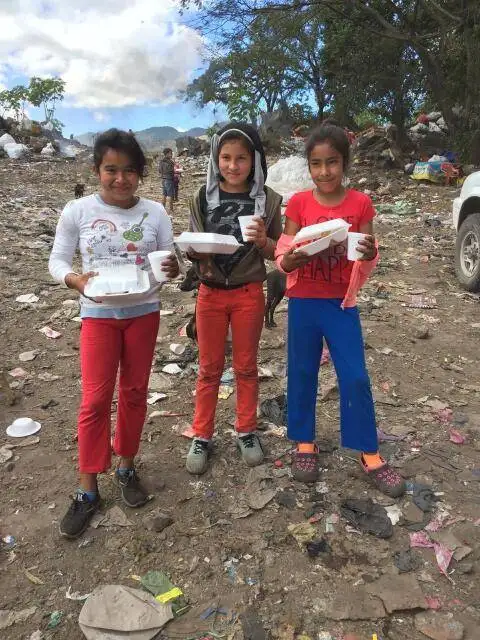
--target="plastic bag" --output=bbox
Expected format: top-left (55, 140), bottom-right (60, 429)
top-left (4, 143), bottom-right (28, 159)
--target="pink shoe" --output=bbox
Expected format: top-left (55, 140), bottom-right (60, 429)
top-left (360, 456), bottom-right (405, 498)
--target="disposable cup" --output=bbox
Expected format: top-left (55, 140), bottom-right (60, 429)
top-left (148, 250), bottom-right (173, 282)
top-left (238, 215), bottom-right (256, 243)
top-left (347, 232), bottom-right (367, 261)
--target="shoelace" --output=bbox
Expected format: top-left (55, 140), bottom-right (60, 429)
top-left (240, 434), bottom-right (256, 448)
top-left (193, 439), bottom-right (208, 454)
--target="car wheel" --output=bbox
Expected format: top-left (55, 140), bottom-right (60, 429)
top-left (455, 212), bottom-right (480, 291)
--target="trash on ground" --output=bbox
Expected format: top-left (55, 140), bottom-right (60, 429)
top-left (409, 531), bottom-right (454, 575)
top-left (218, 384), bottom-right (234, 399)
top-left (275, 489), bottom-right (297, 509)
top-left (47, 610), bottom-right (63, 629)
top-left (245, 465), bottom-right (277, 510)
top-left (170, 343), bottom-right (186, 356)
top-left (413, 484), bottom-right (438, 512)
top-left (393, 549), bottom-right (423, 573)
top-left (140, 571), bottom-right (187, 615)
top-left (288, 522), bottom-right (316, 546)
top-left (340, 498), bottom-right (393, 538)
top-left (66, 586), bottom-right (91, 601)
top-left (39, 326), bottom-right (62, 339)
top-left (305, 538), bottom-right (330, 558)
top-left (24, 568), bottom-right (44, 584)
top-left (449, 429), bottom-right (466, 444)
top-left (162, 363), bottom-right (183, 375)
top-left (259, 394), bottom-right (287, 426)
top-left (181, 425), bottom-right (196, 439)
top-left (0, 606), bottom-right (36, 630)
top-left (147, 392), bottom-right (167, 405)
top-left (16, 293), bottom-right (39, 303)
top-left (19, 350), bottom-right (40, 362)
top-left (221, 368), bottom-right (235, 384)
top-left (90, 506), bottom-right (133, 528)
top-left (79, 584), bottom-right (173, 640)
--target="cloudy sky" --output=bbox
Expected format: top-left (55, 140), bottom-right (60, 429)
top-left (0, 0), bottom-right (221, 136)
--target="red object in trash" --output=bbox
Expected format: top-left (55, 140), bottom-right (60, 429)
top-left (417, 113), bottom-right (429, 125)
top-left (274, 459), bottom-right (283, 468)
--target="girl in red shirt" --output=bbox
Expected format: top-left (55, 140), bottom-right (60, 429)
top-left (276, 125), bottom-right (405, 497)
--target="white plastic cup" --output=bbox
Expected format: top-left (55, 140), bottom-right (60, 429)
top-left (238, 215), bottom-right (256, 242)
top-left (148, 250), bottom-right (173, 282)
top-left (347, 232), bottom-right (367, 261)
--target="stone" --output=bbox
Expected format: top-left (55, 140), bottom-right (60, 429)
top-left (414, 612), bottom-right (464, 640)
top-left (144, 512), bottom-right (173, 533)
top-left (366, 574), bottom-right (427, 613)
top-left (312, 585), bottom-right (386, 620)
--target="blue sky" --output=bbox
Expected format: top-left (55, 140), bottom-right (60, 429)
top-left (0, 0), bottom-right (224, 137)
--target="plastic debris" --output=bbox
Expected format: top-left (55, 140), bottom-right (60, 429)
top-left (393, 549), bottom-right (422, 573)
top-left (340, 498), bottom-right (393, 539)
top-left (413, 484), bottom-right (438, 512)
top-left (449, 429), bottom-right (465, 444)
top-left (306, 538), bottom-right (330, 558)
top-left (90, 506), bottom-right (134, 528)
top-left (24, 569), bottom-right (44, 585)
top-left (47, 611), bottom-right (63, 629)
top-left (66, 586), bottom-right (91, 601)
top-left (245, 465), bottom-right (277, 510)
top-left (288, 522), bottom-right (316, 546)
top-left (170, 343), bottom-right (186, 356)
top-left (259, 394), bottom-right (287, 426)
top-left (147, 392), bottom-right (167, 405)
top-left (2, 535), bottom-right (15, 548)
top-left (218, 384), bottom-right (234, 399)
top-left (79, 585), bottom-right (173, 639)
top-left (162, 363), bottom-right (183, 375)
top-left (39, 326), bottom-right (62, 339)
top-left (409, 531), bottom-right (454, 575)
top-left (140, 571), bottom-right (187, 615)
top-left (385, 504), bottom-right (403, 525)
top-left (15, 293), bottom-right (39, 303)
top-left (221, 368), bottom-right (235, 384)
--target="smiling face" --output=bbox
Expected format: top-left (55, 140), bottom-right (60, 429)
top-left (308, 142), bottom-right (344, 196)
top-left (218, 138), bottom-right (253, 192)
top-left (97, 148), bottom-right (140, 208)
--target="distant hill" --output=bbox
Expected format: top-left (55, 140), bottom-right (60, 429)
top-left (74, 126), bottom-right (207, 151)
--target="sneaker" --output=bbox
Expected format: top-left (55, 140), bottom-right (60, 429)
top-left (59, 491), bottom-right (100, 539)
top-left (360, 456), bottom-right (406, 498)
top-left (291, 447), bottom-right (319, 483)
top-left (186, 438), bottom-right (210, 475)
top-left (115, 469), bottom-right (149, 508)
top-left (237, 433), bottom-right (264, 467)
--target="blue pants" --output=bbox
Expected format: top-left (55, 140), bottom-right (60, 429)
top-left (287, 298), bottom-right (378, 453)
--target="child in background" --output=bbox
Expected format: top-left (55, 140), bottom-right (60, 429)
top-left (160, 147), bottom-right (175, 214)
top-left (185, 122), bottom-right (282, 475)
top-left (49, 129), bottom-right (179, 538)
top-left (173, 158), bottom-right (183, 202)
top-left (275, 124), bottom-right (405, 497)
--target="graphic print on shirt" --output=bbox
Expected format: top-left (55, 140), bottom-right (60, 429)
top-left (123, 212), bottom-right (148, 242)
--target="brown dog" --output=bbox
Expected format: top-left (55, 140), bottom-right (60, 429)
top-left (74, 183), bottom-right (85, 198)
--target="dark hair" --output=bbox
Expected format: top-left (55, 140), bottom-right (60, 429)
top-left (163, 147), bottom-right (173, 155)
top-left (305, 125), bottom-right (350, 169)
top-left (93, 128), bottom-right (146, 177)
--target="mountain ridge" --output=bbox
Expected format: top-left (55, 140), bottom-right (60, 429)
top-left (74, 125), bottom-right (207, 150)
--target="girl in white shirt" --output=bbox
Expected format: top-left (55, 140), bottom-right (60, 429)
top-left (49, 128), bottom-right (179, 539)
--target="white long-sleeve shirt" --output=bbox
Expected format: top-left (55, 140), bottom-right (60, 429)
top-left (49, 194), bottom-right (173, 318)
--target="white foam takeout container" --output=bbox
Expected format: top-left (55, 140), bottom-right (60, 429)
top-left (293, 219), bottom-right (350, 256)
top-left (175, 232), bottom-right (241, 255)
top-left (84, 264), bottom-right (150, 302)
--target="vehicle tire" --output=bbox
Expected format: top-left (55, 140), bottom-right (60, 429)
top-left (455, 212), bottom-right (480, 291)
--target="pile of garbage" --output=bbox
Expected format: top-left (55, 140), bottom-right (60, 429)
top-left (410, 111), bottom-right (449, 139)
top-left (0, 116), bottom-right (85, 160)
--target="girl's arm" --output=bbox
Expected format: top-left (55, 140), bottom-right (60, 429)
top-left (277, 217), bottom-right (313, 273)
top-left (156, 210), bottom-right (179, 279)
top-left (48, 203), bottom-right (80, 284)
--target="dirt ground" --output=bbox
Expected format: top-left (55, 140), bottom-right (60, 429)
top-left (1, 153), bottom-right (480, 640)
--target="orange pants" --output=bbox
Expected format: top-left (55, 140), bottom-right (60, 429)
top-left (192, 282), bottom-right (265, 439)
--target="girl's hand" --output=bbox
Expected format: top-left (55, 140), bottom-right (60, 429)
top-left (357, 234), bottom-right (377, 261)
top-left (280, 247), bottom-right (313, 273)
top-left (187, 247), bottom-right (210, 261)
top-left (244, 216), bottom-right (267, 249)
top-left (161, 254), bottom-right (179, 279)
top-left (65, 271), bottom-right (97, 295)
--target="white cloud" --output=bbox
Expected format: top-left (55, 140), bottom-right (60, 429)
top-left (0, 0), bottom-right (204, 109)
top-left (93, 111), bottom-right (110, 123)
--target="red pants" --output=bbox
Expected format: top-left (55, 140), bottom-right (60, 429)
top-left (78, 312), bottom-right (159, 473)
top-left (192, 283), bottom-right (265, 439)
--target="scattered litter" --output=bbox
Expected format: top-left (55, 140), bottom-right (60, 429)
top-left (409, 531), bottom-right (454, 575)
top-left (90, 506), bottom-right (134, 528)
top-left (140, 571), bottom-right (187, 615)
top-left (2, 535), bottom-right (15, 548)
top-left (24, 569), bottom-right (44, 585)
top-left (406, 295), bottom-right (437, 309)
top-left (38, 372), bottom-right (60, 382)
top-left (376, 201), bottom-right (416, 216)
top-left (8, 367), bottom-right (28, 378)
top-left (385, 504), bottom-right (403, 525)
top-left (0, 606), bottom-right (36, 630)
top-left (218, 384), bottom-right (234, 399)
top-left (47, 611), bottom-right (63, 629)
top-left (245, 464), bottom-right (277, 510)
top-left (259, 394), bottom-right (287, 426)
top-left (79, 584), bottom-right (173, 639)
top-left (16, 293), bottom-right (39, 303)
top-left (340, 498), bottom-right (393, 539)
top-left (6, 417), bottom-right (41, 438)
top-left (160, 310), bottom-right (175, 316)
top-left (258, 367), bottom-right (274, 379)
top-left (413, 484), bottom-right (438, 512)
top-left (147, 392), bottom-right (167, 405)
top-left (393, 549), bottom-right (423, 573)
top-left (162, 363), bottom-right (183, 375)
top-left (305, 538), bottom-right (330, 558)
top-left (449, 429), bottom-right (465, 444)
top-left (325, 513), bottom-right (339, 533)
top-left (221, 368), bottom-right (235, 384)
top-left (288, 522), bottom-right (316, 546)
top-left (276, 489), bottom-right (297, 509)
top-left (66, 586), bottom-right (91, 601)
top-left (19, 350), bottom-right (39, 362)
top-left (39, 326), bottom-right (62, 339)
top-left (169, 343), bottom-right (186, 356)
top-left (181, 425), bottom-right (196, 439)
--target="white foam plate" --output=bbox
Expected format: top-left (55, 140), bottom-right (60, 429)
top-left (175, 232), bottom-right (240, 255)
top-left (293, 220), bottom-right (350, 256)
top-left (84, 268), bottom-right (150, 303)
top-left (7, 418), bottom-right (41, 438)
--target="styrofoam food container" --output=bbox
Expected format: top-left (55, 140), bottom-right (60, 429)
top-left (84, 265), bottom-right (150, 301)
top-left (175, 232), bottom-right (240, 255)
top-left (293, 219), bottom-right (350, 256)
top-left (148, 250), bottom-right (172, 283)
top-left (347, 232), bottom-right (367, 261)
top-left (7, 417), bottom-right (41, 437)
top-left (238, 215), bottom-right (255, 242)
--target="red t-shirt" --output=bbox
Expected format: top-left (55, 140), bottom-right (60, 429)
top-left (285, 189), bottom-right (375, 299)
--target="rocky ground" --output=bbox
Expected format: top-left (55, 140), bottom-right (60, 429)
top-left (1, 152), bottom-right (479, 640)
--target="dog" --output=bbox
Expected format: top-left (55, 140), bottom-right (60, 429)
top-left (265, 270), bottom-right (286, 328)
top-left (74, 183), bottom-right (85, 198)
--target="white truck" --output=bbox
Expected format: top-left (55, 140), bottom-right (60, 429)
top-left (453, 171), bottom-right (480, 291)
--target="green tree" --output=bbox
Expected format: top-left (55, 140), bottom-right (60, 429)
top-left (0, 85), bottom-right (30, 120)
top-left (28, 77), bottom-right (65, 123)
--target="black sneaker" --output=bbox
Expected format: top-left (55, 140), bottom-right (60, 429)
top-left (59, 491), bottom-right (100, 539)
top-left (115, 469), bottom-right (149, 508)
